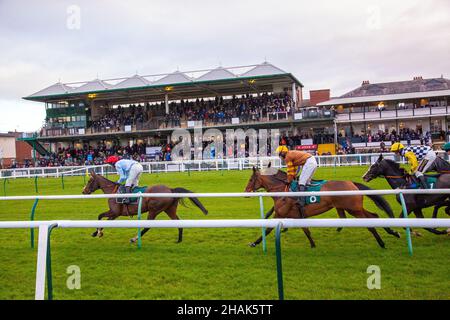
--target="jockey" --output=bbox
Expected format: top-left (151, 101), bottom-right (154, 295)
top-left (390, 142), bottom-right (437, 189)
top-left (105, 156), bottom-right (144, 204)
top-left (276, 145), bottom-right (318, 215)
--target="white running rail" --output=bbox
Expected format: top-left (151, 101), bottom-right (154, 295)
top-left (1, 218), bottom-right (449, 300)
top-left (0, 188), bottom-right (450, 300)
top-left (4, 152), bottom-right (448, 179)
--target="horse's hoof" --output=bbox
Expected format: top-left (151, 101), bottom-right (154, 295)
top-left (130, 238), bottom-right (137, 244)
top-left (98, 232), bottom-right (104, 238)
top-left (412, 231), bottom-right (422, 237)
top-left (282, 228), bottom-right (288, 233)
top-left (91, 232), bottom-right (97, 237)
top-left (248, 242), bottom-right (257, 247)
top-left (394, 232), bottom-right (401, 239)
top-left (310, 244), bottom-right (316, 249)
top-left (447, 228), bottom-right (450, 235)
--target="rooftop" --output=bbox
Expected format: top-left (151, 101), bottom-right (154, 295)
top-left (318, 76), bottom-right (450, 106)
top-left (24, 62), bottom-right (302, 103)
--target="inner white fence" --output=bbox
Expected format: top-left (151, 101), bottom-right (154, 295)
top-left (4, 152), bottom-right (448, 179)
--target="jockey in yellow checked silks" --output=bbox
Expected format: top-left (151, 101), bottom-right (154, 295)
top-left (276, 145), bottom-right (318, 217)
top-left (390, 142), bottom-right (437, 189)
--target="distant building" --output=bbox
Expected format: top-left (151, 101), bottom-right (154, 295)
top-left (0, 132), bottom-right (34, 168)
top-left (318, 76), bottom-right (450, 151)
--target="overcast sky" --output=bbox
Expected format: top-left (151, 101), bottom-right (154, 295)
top-left (0, 0), bottom-right (449, 132)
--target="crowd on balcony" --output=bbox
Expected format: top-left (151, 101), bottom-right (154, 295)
top-left (88, 92), bottom-right (294, 133)
top-left (161, 92), bottom-right (294, 127)
top-left (91, 104), bottom-right (148, 133)
top-left (337, 127), bottom-right (442, 154)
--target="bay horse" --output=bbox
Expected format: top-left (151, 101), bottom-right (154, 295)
top-left (362, 154), bottom-right (450, 235)
top-left (82, 172), bottom-right (208, 243)
top-left (245, 166), bottom-right (400, 249)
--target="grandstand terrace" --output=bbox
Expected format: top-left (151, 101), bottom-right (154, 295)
top-left (22, 62), bottom-right (337, 157)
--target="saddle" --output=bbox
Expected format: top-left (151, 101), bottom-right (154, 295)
top-left (116, 185), bottom-right (148, 204)
top-left (405, 175), bottom-right (437, 189)
top-left (289, 180), bottom-right (327, 205)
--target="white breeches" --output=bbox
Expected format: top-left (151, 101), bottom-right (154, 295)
top-left (415, 150), bottom-right (437, 177)
top-left (125, 163), bottom-right (144, 187)
top-left (297, 157), bottom-right (318, 186)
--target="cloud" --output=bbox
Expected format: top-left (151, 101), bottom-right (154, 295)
top-left (0, 0), bottom-right (449, 131)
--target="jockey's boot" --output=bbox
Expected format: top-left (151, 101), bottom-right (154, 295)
top-left (417, 175), bottom-right (428, 189)
top-left (297, 184), bottom-right (306, 218)
top-left (123, 186), bottom-right (132, 204)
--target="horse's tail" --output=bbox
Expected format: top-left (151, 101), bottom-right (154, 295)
top-left (171, 187), bottom-right (208, 215)
top-left (353, 182), bottom-right (395, 218)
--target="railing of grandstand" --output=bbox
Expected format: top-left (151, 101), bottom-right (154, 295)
top-left (38, 109), bottom-right (335, 138)
top-left (1, 152), bottom-right (448, 179)
top-left (336, 105), bottom-right (449, 121)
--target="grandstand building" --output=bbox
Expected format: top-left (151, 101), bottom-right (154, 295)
top-left (318, 76), bottom-right (450, 152)
top-left (20, 63), bottom-right (450, 165)
top-left (22, 62), bottom-right (336, 159)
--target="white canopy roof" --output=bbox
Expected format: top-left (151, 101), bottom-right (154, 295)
top-left (196, 67), bottom-right (237, 82)
top-left (113, 75), bottom-right (150, 90)
top-left (25, 62), bottom-right (300, 100)
top-left (240, 62), bottom-right (286, 77)
top-left (28, 82), bottom-right (73, 98)
top-left (152, 71), bottom-right (192, 86)
top-left (71, 79), bottom-right (112, 94)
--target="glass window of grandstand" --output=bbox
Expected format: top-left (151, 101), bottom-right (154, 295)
top-left (46, 101), bottom-right (68, 109)
top-left (430, 119), bottom-right (443, 133)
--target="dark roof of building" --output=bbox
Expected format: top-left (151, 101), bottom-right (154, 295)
top-left (340, 77), bottom-right (450, 98)
top-left (0, 132), bottom-right (18, 138)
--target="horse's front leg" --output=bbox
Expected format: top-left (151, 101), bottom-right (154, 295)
top-left (97, 214), bottom-right (120, 238)
top-left (249, 227), bottom-right (274, 247)
top-left (130, 210), bottom-right (159, 244)
top-left (92, 211), bottom-right (110, 237)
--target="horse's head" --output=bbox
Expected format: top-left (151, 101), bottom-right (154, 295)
top-left (362, 154), bottom-right (384, 182)
top-left (82, 172), bottom-right (101, 194)
top-left (244, 167), bottom-right (264, 193)
top-left (363, 154), bottom-right (404, 182)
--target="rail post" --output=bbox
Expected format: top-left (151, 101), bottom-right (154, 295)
top-left (30, 198), bottom-right (39, 248)
top-left (46, 224), bottom-right (58, 300)
top-left (258, 196), bottom-right (267, 254)
top-left (137, 192), bottom-right (143, 249)
top-left (61, 174), bottom-right (65, 190)
top-left (3, 178), bottom-right (7, 196)
top-left (34, 175), bottom-right (38, 193)
top-left (275, 223), bottom-right (284, 300)
top-left (398, 192), bottom-right (413, 256)
top-left (35, 223), bottom-right (57, 300)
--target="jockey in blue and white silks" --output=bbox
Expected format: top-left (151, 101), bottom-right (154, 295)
top-left (105, 156), bottom-right (144, 203)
